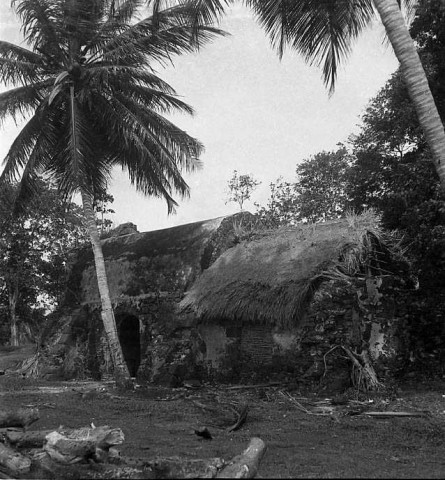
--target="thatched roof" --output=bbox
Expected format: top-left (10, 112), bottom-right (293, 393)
top-left (64, 214), bottom-right (248, 306)
top-left (181, 212), bottom-right (406, 328)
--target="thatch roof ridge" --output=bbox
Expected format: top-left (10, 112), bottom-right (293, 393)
top-left (181, 212), bottom-right (404, 328)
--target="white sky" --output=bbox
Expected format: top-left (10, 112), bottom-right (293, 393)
top-left (0, 4), bottom-right (399, 232)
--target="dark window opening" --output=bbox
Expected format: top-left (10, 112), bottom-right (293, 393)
top-left (117, 314), bottom-right (141, 377)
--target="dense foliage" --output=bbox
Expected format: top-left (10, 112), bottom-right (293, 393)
top-left (252, 0), bottom-right (445, 377)
top-left (0, 180), bottom-right (87, 345)
top-left (256, 0), bottom-right (445, 291)
top-left (256, 146), bottom-right (352, 226)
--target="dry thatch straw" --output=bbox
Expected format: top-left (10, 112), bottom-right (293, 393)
top-left (181, 210), bottom-right (405, 329)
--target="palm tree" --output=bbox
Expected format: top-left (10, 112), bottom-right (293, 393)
top-left (0, 0), bottom-right (223, 386)
top-left (182, 0), bottom-right (445, 190)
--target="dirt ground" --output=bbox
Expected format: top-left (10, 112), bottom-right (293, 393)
top-left (1, 372), bottom-right (445, 479)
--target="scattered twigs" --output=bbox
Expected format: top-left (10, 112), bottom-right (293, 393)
top-left (221, 382), bottom-right (289, 391)
top-left (279, 392), bottom-right (333, 416)
top-left (192, 400), bottom-right (219, 413)
top-left (363, 411), bottom-right (429, 418)
top-left (192, 401), bottom-right (249, 433)
top-left (227, 405), bottom-right (249, 432)
top-left (12, 354), bottom-right (40, 377)
top-left (323, 345), bottom-right (383, 392)
top-left (322, 345), bottom-right (343, 379)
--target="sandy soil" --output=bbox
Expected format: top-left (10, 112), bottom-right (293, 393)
top-left (1, 374), bottom-right (445, 478)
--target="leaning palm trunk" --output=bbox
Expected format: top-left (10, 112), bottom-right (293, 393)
top-left (373, 0), bottom-right (445, 190)
top-left (8, 286), bottom-right (19, 347)
top-left (81, 190), bottom-right (131, 387)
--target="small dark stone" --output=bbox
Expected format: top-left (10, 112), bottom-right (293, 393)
top-left (194, 427), bottom-right (212, 440)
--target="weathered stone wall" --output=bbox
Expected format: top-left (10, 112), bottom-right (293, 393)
top-left (48, 214), bottom-right (254, 383)
top-left (45, 213), bottom-right (432, 388)
top-left (189, 275), bottom-right (416, 389)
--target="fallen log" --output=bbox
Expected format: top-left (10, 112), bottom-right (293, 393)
top-left (1, 424), bottom-right (266, 479)
top-left (0, 443), bottom-right (31, 476)
top-left (150, 456), bottom-right (224, 478)
top-left (6, 429), bottom-right (53, 448)
top-left (28, 450), bottom-right (156, 479)
top-left (0, 409), bottom-right (39, 428)
top-left (216, 437), bottom-right (266, 479)
top-left (44, 425), bottom-right (125, 464)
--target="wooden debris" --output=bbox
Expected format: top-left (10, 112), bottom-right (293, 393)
top-left (227, 405), bottom-right (249, 432)
top-left (216, 437), bottom-right (266, 479)
top-left (363, 411), bottom-right (429, 418)
top-left (183, 379), bottom-right (202, 390)
top-left (0, 415), bottom-right (266, 479)
top-left (0, 409), bottom-right (39, 428)
top-left (192, 400), bottom-right (219, 413)
top-left (0, 443), bottom-right (31, 475)
top-left (44, 425), bottom-right (125, 464)
top-left (279, 391), bottom-right (331, 416)
top-left (150, 455), bottom-right (223, 478)
top-left (222, 382), bottom-right (288, 391)
top-left (6, 429), bottom-right (53, 448)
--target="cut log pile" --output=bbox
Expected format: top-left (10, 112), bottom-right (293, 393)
top-left (0, 408), bottom-right (266, 479)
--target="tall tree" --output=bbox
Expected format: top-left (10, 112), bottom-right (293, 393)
top-left (0, 0), bottom-right (222, 385)
top-left (0, 180), bottom-right (87, 346)
top-left (256, 146), bottom-right (351, 225)
top-left (295, 147), bottom-right (351, 222)
top-left (181, 0), bottom-right (445, 189)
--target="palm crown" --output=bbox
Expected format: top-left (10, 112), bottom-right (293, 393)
top-left (0, 0), bottom-right (223, 211)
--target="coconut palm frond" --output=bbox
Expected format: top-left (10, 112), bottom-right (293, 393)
top-left (112, 80), bottom-right (195, 115)
top-left (0, 41), bottom-right (46, 68)
top-left (121, 154), bottom-right (181, 213)
top-left (12, 0), bottom-right (67, 64)
top-left (82, 92), bottom-right (193, 208)
top-left (0, 56), bottom-right (46, 86)
top-left (94, 92), bottom-right (199, 198)
top-left (4, 0), bottom-right (211, 211)
top-left (100, 5), bottom-right (225, 65)
top-left (127, 104), bottom-right (203, 172)
top-left (0, 111), bottom-right (46, 184)
top-left (82, 0), bottom-right (143, 56)
top-left (0, 81), bottom-right (53, 125)
top-left (173, 0), bottom-right (232, 45)
top-left (1, 107), bottom-right (60, 210)
top-left (247, 0), bottom-right (374, 93)
top-left (245, 0), bottom-right (292, 59)
top-left (83, 67), bottom-right (171, 92)
top-left (53, 95), bottom-right (109, 198)
top-left (93, 89), bottom-right (202, 171)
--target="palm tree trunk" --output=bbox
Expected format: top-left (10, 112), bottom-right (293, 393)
top-left (373, 0), bottom-right (445, 190)
top-left (8, 284), bottom-right (19, 347)
top-left (80, 190), bottom-right (132, 387)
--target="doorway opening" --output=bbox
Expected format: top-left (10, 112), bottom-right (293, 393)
top-left (117, 314), bottom-right (141, 377)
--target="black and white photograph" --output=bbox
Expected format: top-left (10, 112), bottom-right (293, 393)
top-left (0, 0), bottom-right (444, 478)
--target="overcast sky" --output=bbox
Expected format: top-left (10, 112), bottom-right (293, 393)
top-left (0, 4), bottom-right (399, 232)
